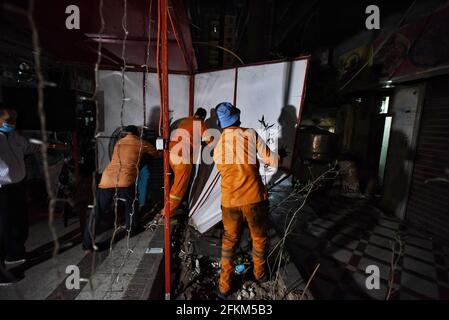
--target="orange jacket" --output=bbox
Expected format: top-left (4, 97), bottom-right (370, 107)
top-left (99, 134), bottom-right (160, 188)
top-left (169, 116), bottom-right (210, 164)
top-left (213, 126), bottom-right (279, 208)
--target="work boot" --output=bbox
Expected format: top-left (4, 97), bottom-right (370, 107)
top-left (4, 258), bottom-right (26, 267)
top-left (0, 275), bottom-right (13, 287)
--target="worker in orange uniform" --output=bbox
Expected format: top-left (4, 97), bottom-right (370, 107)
top-left (162, 108), bottom-right (210, 219)
top-left (213, 102), bottom-right (280, 298)
top-left (83, 125), bottom-right (161, 253)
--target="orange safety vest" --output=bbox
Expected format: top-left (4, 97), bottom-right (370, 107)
top-left (99, 134), bottom-right (160, 188)
top-left (213, 126), bottom-right (279, 208)
top-left (169, 116), bottom-right (209, 164)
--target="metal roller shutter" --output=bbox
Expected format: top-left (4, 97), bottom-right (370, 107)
top-left (406, 76), bottom-right (449, 242)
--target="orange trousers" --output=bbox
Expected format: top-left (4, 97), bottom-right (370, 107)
top-left (165, 162), bottom-right (193, 217)
top-left (219, 201), bottom-right (268, 295)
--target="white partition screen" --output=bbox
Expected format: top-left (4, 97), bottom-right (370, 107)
top-left (97, 59), bottom-right (309, 233)
top-left (97, 71), bottom-right (190, 171)
top-left (190, 58), bottom-right (309, 233)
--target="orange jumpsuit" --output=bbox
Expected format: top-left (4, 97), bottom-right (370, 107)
top-left (213, 126), bottom-right (279, 295)
top-left (99, 133), bottom-right (160, 188)
top-left (165, 116), bottom-right (209, 217)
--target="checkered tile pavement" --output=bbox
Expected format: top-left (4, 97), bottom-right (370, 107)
top-left (269, 187), bottom-right (449, 300)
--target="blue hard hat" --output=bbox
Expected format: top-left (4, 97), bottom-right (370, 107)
top-left (216, 102), bottom-right (240, 129)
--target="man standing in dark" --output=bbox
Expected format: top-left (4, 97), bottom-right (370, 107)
top-left (0, 105), bottom-right (65, 285)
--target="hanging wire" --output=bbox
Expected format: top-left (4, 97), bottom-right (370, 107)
top-left (27, 0), bottom-right (62, 281)
top-left (0, 0), bottom-right (75, 300)
top-left (108, 0), bottom-right (129, 286)
top-left (156, 0), bottom-right (163, 136)
top-left (113, 0), bottom-right (154, 283)
top-left (125, 0), bottom-right (154, 248)
top-left (86, 0), bottom-right (105, 294)
top-left (143, 0), bottom-right (153, 129)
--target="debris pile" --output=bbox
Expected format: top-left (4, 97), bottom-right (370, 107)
top-left (174, 239), bottom-right (309, 300)
top-left (172, 210), bottom-right (313, 300)
top-left (232, 278), bottom-right (311, 300)
top-left (175, 252), bottom-right (221, 300)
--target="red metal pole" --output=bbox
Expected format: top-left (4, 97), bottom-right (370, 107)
top-left (160, 0), bottom-right (171, 300)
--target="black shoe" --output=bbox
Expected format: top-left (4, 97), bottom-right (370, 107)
top-left (0, 266), bottom-right (18, 287)
top-left (4, 257), bottom-right (26, 267)
top-left (0, 274), bottom-right (15, 286)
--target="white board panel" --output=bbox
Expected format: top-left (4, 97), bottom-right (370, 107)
top-left (189, 59), bottom-right (309, 233)
top-left (194, 68), bottom-right (235, 123)
top-left (187, 69), bottom-right (236, 232)
top-left (236, 60), bottom-right (307, 171)
top-left (97, 70), bottom-right (189, 171)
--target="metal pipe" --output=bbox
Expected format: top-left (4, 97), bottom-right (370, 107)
top-left (160, 0), bottom-right (171, 301)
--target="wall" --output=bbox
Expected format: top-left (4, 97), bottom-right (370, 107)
top-left (406, 75), bottom-right (449, 242)
top-left (382, 85), bottom-right (425, 218)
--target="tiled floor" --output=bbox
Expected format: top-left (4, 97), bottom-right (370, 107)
top-left (3, 186), bottom-right (449, 300)
top-left (0, 217), bottom-right (159, 300)
top-left (269, 186), bottom-right (449, 300)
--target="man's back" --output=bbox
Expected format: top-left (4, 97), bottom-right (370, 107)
top-left (213, 126), bottom-right (278, 208)
top-left (99, 134), bottom-right (158, 188)
top-left (169, 116), bottom-right (208, 163)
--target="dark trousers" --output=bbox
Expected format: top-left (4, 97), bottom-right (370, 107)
top-left (82, 186), bottom-right (138, 250)
top-left (0, 181), bottom-right (29, 266)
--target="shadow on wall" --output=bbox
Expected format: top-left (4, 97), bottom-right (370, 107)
top-left (268, 105), bottom-right (297, 185)
top-left (148, 106), bottom-right (160, 131)
top-left (148, 105), bottom-right (175, 129)
top-left (205, 107), bottom-right (220, 131)
top-left (278, 104), bottom-right (297, 158)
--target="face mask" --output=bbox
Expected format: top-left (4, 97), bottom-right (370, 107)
top-left (0, 123), bottom-right (16, 133)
